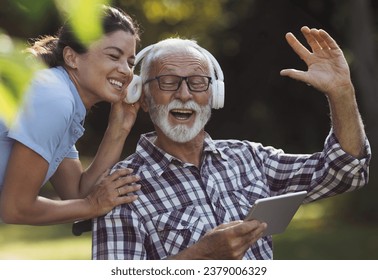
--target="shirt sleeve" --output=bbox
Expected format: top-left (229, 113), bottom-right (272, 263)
top-left (65, 145), bottom-right (79, 159)
top-left (7, 70), bottom-right (75, 163)
top-left (254, 130), bottom-right (371, 202)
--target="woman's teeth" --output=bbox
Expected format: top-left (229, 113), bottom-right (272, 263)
top-left (109, 79), bottom-right (123, 89)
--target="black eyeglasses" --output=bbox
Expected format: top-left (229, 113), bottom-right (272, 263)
top-left (144, 75), bottom-right (212, 92)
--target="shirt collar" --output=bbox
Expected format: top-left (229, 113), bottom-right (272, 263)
top-left (57, 66), bottom-right (86, 124)
top-left (136, 131), bottom-right (227, 176)
top-left (203, 133), bottom-right (229, 161)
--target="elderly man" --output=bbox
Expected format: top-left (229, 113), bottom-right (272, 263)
top-left (92, 26), bottom-right (371, 260)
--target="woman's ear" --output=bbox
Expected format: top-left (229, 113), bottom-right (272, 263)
top-left (63, 46), bottom-right (78, 69)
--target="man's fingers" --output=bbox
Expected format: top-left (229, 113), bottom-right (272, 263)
top-left (301, 27), bottom-right (323, 52)
top-left (216, 220), bottom-right (243, 230)
top-left (280, 69), bottom-right (311, 85)
top-left (240, 220), bottom-right (267, 234)
top-left (220, 220), bottom-right (265, 237)
top-left (285, 32), bottom-right (311, 61)
top-left (319, 29), bottom-right (340, 50)
top-left (310, 29), bottom-right (330, 50)
top-left (304, 27), bottom-right (340, 52)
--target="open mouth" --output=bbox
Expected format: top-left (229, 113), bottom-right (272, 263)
top-left (109, 78), bottom-right (124, 90)
top-left (170, 109), bottom-right (194, 120)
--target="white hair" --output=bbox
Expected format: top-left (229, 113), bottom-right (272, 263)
top-left (140, 38), bottom-right (215, 96)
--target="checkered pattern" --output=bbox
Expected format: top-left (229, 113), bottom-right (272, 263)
top-left (92, 131), bottom-right (370, 260)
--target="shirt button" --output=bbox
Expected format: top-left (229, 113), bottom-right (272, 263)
top-left (181, 221), bottom-right (189, 227)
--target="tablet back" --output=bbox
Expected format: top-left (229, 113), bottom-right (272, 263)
top-left (245, 191), bottom-right (308, 236)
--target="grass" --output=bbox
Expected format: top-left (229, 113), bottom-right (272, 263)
top-left (0, 200), bottom-right (377, 260)
top-left (274, 207), bottom-right (378, 259)
top-left (0, 223), bottom-right (92, 260)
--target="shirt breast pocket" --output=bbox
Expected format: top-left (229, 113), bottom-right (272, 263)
top-left (151, 206), bottom-right (206, 256)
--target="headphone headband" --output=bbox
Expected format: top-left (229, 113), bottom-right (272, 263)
top-left (125, 40), bottom-right (225, 109)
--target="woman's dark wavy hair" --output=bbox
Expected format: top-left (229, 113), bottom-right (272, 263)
top-left (27, 5), bottom-right (140, 67)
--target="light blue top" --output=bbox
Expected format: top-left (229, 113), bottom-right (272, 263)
top-left (0, 66), bottom-right (86, 190)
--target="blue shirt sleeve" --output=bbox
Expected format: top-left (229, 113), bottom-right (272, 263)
top-left (66, 145), bottom-right (79, 159)
top-left (8, 69), bottom-right (76, 164)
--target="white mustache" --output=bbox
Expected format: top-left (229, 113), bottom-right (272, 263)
top-left (147, 96), bottom-right (212, 143)
top-left (166, 100), bottom-right (200, 111)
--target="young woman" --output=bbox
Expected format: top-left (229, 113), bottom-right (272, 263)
top-left (0, 6), bottom-right (141, 225)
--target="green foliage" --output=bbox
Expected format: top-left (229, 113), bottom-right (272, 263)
top-left (0, 0), bottom-right (110, 126)
top-left (7, 0), bottom-right (53, 21)
top-left (54, 0), bottom-right (111, 46)
top-left (119, 0), bottom-right (246, 49)
top-left (0, 33), bottom-right (45, 126)
top-left (141, 0), bottom-right (222, 24)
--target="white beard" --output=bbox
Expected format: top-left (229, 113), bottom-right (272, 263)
top-left (148, 98), bottom-right (211, 143)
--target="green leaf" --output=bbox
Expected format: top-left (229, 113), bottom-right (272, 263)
top-left (54, 0), bottom-right (110, 46)
top-left (0, 33), bottom-right (45, 126)
top-left (0, 83), bottom-right (18, 125)
top-left (0, 0), bottom-right (110, 126)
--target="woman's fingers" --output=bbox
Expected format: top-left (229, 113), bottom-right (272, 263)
top-left (109, 168), bottom-right (141, 200)
top-left (86, 168), bottom-right (142, 217)
top-left (107, 168), bottom-right (134, 180)
top-left (107, 168), bottom-right (141, 199)
top-left (117, 191), bottom-right (139, 204)
top-left (116, 184), bottom-right (141, 197)
top-left (114, 173), bottom-right (140, 188)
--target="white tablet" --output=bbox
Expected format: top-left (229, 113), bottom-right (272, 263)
top-left (244, 191), bottom-right (307, 236)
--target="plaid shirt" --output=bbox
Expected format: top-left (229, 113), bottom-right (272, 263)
top-left (92, 131), bottom-right (370, 260)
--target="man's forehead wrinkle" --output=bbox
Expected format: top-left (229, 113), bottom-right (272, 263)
top-left (154, 54), bottom-right (209, 73)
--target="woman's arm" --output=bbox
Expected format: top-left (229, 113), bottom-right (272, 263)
top-left (0, 142), bottom-right (140, 225)
top-left (52, 101), bottom-right (140, 199)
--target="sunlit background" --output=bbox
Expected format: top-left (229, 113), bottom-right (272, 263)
top-left (0, 0), bottom-right (377, 259)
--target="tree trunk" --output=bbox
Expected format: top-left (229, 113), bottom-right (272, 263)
top-left (346, 0), bottom-right (378, 221)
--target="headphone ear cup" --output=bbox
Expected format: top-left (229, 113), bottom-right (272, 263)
top-left (212, 80), bottom-right (225, 109)
top-left (125, 75), bottom-right (142, 104)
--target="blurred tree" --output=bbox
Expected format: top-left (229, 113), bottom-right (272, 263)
top-left (0, 0), bottom-right (111, 125)
top-left (0, 0), bottom-right (59, 37)
top-left (0, 34), bottom-right (45, 125)
top-left (343, 0), bottom-right (378, 221)
top-left (0, 0), bottom-right (57, 125)
top-left (54, 0), bottom-right (111, 46)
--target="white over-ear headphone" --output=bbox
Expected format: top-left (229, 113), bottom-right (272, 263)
top-left (124, 45), bottom-right (154, 104)
top-left (125, 43), bottom-right (225, 109)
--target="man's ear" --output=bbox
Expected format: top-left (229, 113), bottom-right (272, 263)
top-left (140, 92), bottom-right (150, 112)
top-left (63, 46), bottom-right (78, 69)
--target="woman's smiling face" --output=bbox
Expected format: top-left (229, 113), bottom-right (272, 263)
top-left (69, 30), bottom-right (137, 108)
